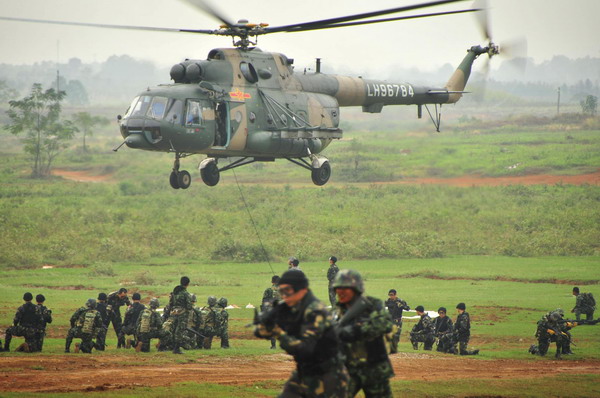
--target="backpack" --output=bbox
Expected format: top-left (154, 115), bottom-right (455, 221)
top-left (82, 310), bottom-right (97, 334)
top-left (581, 293), bottom-right (596, 308)
top-left (139, 309), bottom-right (152, 333)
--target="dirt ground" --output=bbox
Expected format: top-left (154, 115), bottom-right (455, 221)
top-left (52, 169), bottom-right (600, 186)
top-left (1, 352), bottom-right (599, 393)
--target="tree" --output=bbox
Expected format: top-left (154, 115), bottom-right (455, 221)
top-left (580, 95), bottom-right (598, 116)
top-left (6, 83), bottom-right (76, 178)
top-left (0, 79), bottom-right (19, 102)
top-left (72, 111), bottom-right (110, 152)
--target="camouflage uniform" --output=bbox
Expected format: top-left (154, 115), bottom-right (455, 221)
top-left (182, 295), bottom-right (201, 349)
top-left (4, 296), bottom-right (43, 352)
top-left (106, 290), bottom-right (131, 348)
top-left (65, 299), bottom-right (103, 353)
top-left (120, 301), bottom-right (146, 348)
top-left (326, 261), bottom-right (339, 307)
top-left (384, 296), bottom-right (410, 353)
top-left (33, 297), bottom-right (53, 352)
top-left (199, 296), bottom-right (218, 349)
top-left (409, 312), bottom-right (435, 350)
top-left (573, 292), bottom-right (596, 321)
top-left (332, 269), bottom-right (394, 398)
top-left (169, 283), bottom-right (193, 353)
top-left (216, 297), bottom-right (230, 348)
top-left (136, 299), bottom-right (163, 352)
top-left (95, 295), bottom-right (109, 351)
top-left (454, 310), bottom-right (478, 355)
top-left (433, 315), bottom-right (454, 353)
top-left (255, 270), bottom-right (348, 398)
top-left (262, 282), bottom-right (281, 349)
top-left (531, 309), bottom-right (571, 359)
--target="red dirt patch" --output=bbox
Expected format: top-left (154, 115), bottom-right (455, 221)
top-left (52, 169), bottom-right (112, 182)
top-left (0, 353), bottom-right (598, 393)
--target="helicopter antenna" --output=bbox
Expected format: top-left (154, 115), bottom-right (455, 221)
top-left (232, 168), bottom-right (275, 274)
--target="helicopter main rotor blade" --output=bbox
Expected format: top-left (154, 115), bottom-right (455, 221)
top-left (264, 0), bottom-right (469, 34)
top-left (473, 0), bottom-right (491, 42)
top-left (182, 0), bottom-right (236, 28)
top-left (0, 15), bottom-right (214, 35)
top-left (274, 8), bottom-right (481, 33)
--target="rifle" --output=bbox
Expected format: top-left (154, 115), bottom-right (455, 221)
top-left (247, 301), bottom-right (282, 328)
top-left (559, 318), bottom-right (600, 326)
top-left (333, 296), bottom-right (372, 341)
top-left (185, 327), bottom-right (207, 339)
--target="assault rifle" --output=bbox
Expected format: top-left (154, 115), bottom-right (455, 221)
top-left (185, 327), bottom-right (207, 339)
top-left (559, 318), bottom-right (600, 327)
top-left (248, 300), bottom-right (283, 328)
top-left (332, 296), bottom-right (372, 341)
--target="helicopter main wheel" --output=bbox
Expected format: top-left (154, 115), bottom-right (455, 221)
top-left (311, 161), bottom-right (331, 186)
top-left (177, 170), bottom-right (192, 189)
top-left (201, 162), bottom-right (220, 186)
top-left (169, 171), bottom-right (180, 189)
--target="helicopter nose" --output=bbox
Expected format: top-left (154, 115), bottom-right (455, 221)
top-left (120, 118), bottom-right (162, 149)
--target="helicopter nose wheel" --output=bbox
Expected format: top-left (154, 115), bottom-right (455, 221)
top-left (311, 161), bottom-right (331, 186)
top-left (169, 153), bottom-right (191, 189)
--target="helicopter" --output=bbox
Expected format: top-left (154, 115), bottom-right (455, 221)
top-left (1, 0), bottom-right (518, 189)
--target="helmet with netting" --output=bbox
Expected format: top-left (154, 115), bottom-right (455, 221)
top-left (208, 295), bottom-right (217, 306)
top-left (218, 297), bottom-right (228, 307)
top-left (85, 298), bottom-right (97, 309)
top-left (149, 298), bottom-right (160, 308)
top-left (332, 269), bottom-right (364, 294)
top-left (191, 294), bottom-right (197, 303)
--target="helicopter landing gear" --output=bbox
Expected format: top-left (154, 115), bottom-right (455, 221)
top-left (311, 161), bottom-right (331, 186)
top-left (285, 154), bottom-right (331, 186)
top-left (170, 153), bottom-right (191, 189)
top-left (199, 158), bottom-right (220, 186)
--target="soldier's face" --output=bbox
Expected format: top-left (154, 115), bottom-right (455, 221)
top-left (336, 288), bottom-right (356, 304)
top-left (279, 284), bottom-right (306, 307)
top-left (438, 311), bottom-right (446, 318)
top-left (388, 293), bottom-right (397, 300)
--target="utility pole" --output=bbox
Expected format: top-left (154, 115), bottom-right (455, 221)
top-left (556, 87), bottom-right (560, 115)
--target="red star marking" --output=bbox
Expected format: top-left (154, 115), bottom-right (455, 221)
top-left (229, 89), bottom-right (252, 101)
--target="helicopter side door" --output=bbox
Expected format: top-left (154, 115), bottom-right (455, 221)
top-left (211, 100), bottom-right (230, 148)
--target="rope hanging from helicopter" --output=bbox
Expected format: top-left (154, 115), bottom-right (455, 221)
top-left (231, 167), bottom-right (275, 275)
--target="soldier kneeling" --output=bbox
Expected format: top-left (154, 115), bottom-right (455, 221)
top-left (65, 298), bottom-right (103, 353)
top-left (136, 298), bottom-right (163, 352)
top-left (409, 306), bottom-right (435, 350)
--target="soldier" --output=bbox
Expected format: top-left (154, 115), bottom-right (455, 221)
top-left (182, 294), bottom-right (201, 349)
top-left (327, 256), bottom-right (340, 307)
top-left (433, 307), bottom-right (454, 353)
top-left (169, 276), bottom-right (193, 354)
top-left (106, 288), bottom-right (131, 348)
top-left (65, 298), bottom-right (103, 353)
top-left (409, 306), bottom-right (435, 350)
top-left (571, 287), bottom-right (596, 321)
top-left (216, 297), bottom-right (230, 348)
top-left (385, 288), bottom-right (410, 354)
top-left (288, 256), bottom-right (300, 270)
top-left (454, 303), bottom-right (479, 355)
top-left (33, 294), bottom-right (52, 352)
top-left (333, 269), bottom-right (394, 398)
top-left (135, 298), bottom-right (163, 352)
top-left (120, 292), bottom-right (145, 348)
top-left (200, 296), bottom-right (218, 349)
top-left (95, 293), bottom-right (109, 351)
top-left (530, 310), bottom-right (565, 359)
top-left (254, 269), bottom-right (348, 398)
top-left (4, 292), bottom-right (43, 352)
top-left (261, 275), bottom-right (281, 349)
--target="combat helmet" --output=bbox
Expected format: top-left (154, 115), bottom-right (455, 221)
top-left (85, 298), bottom-right (97, 309)
top-left (191, 294), bottom-right (197, 303)
top-left (332, 269), bottom-right (365, 294)
top-left (208, 295), bottom-right (217, 306)
top-left (218, 297), bottom-right (228, 308)
top-left (554, 308), bottom-right (565, 317)
top-left (149, 298), bottom-right (160, 308)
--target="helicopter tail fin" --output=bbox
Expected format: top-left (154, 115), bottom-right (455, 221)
top-left (444, 47), bottom-right (480, 103)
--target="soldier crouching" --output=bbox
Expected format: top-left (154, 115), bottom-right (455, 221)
top-left (254, 270), bottom-right (348, 397)
top-left (65, 298), bottom-right (103, 353)
top-left (409, 306), bottom-right (435, 350)
top-left (136, 298), bottom-right (163, 352)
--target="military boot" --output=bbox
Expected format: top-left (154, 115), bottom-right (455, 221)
top-left (412, 341), bottom-right (419, 350)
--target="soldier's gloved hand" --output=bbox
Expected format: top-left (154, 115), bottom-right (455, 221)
top-left (271, 325), bottom-right (285, 338)
top-left (254, 323), bottom-right (273, 339)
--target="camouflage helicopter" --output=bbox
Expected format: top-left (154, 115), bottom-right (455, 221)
top-left (1, 0), bottom-right (514, 189)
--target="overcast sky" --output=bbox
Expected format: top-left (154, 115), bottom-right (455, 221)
top-left (1, 0), bottom-right (598, 77)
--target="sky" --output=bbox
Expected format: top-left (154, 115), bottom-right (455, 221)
top-left (0, 0), bottom-right (599, 77)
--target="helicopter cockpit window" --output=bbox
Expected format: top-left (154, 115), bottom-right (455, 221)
top-left (123, 96), bottom-right (140, 118)
top-left (165, 99), bottom-right (183, 124)
top-left (146, 96), bottom-right (168, 119)
top-left (240, 62), bottom-right (258, 83)
top-left (131, 95), bottom-right (152, 117)
top-left (185, 100), bottom-right (203, 126)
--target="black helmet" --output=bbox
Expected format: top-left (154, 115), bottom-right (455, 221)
top-left (415, 305), bottom-right (425, 313)
top-left (98, 292), bottom-right (107, 301)
top-left (208, 296), bottom-right (217, 306)
top-left (132, 292), bottom-right (141, 301)
top-left (218, 297), bottom-right (228, 307)
top-left (36, 294), bottom-right (46, 303)
top-left (279, 270), bottom-right (309, 291)
top-left (149, 298), bottom-right (160, 308)
top-left (456, 303), bottom-right (466, 311)
top-left (23, 292), bottom-right (33, 301)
